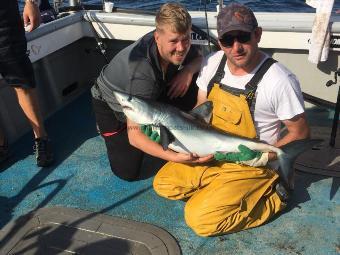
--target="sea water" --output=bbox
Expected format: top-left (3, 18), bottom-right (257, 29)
top-left (18, 0), bottom-right (340, 13)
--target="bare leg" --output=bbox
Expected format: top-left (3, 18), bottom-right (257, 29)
top-left (13, 86), bottom-right (53, 166)
top-left (14, 87), bottom-right (47, 138)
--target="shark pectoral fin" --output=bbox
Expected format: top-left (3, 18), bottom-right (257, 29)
top-left (160, 125), bottom-right (175, 151)
top-left (189, 101), bottom-right (213, 124)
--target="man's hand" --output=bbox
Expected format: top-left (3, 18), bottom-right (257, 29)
top-left (167, 66), bottom-right (193, 99)
top-left (174, 152), bottom-right (213, 164)
top-left (23, 1), bottom-right (41, 32)
top-left (214, 145), bottom-right (269, 167)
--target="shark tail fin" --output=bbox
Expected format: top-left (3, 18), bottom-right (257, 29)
top-left (277, 138), bottom-right (322, 190)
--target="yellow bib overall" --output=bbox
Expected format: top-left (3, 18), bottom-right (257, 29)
top-left (153, 57), bottom-right (285, 236)
top-left (209, 83), bottom-right (257, 138)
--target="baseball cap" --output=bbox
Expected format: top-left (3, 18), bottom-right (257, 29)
top-left (217, 2), bottom-right (258, 39)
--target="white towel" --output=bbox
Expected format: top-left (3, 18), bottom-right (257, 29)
top-left (307, 0), bottom-right (334, 64)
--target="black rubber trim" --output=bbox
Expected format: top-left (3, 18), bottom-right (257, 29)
top-left (302, 92), bottom-right (335, 109)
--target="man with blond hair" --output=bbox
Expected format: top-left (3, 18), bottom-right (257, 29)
top-left (91, 3), bottom-right (210, 181)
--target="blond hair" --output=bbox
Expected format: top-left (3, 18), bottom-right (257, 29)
top-left (155, 3), bottom-right (191, 33)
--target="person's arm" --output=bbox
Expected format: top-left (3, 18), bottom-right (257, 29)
top-left (127, 118), bottom-right (213, 163)
top-left (192, 52), bottom-right (219, 107)
top-left (23, 0), bottom-right (41, 32)
top-left (167, 55), bottom-right (203, 99)
top-left (195, 88), bottom-right (209, 108)
top-left (268, 113), bottom-right (310, 161)
top-left (215, 114), bottom-right (310, 166)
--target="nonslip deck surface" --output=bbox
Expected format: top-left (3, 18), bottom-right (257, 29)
top-left (0, 92), bottom-right (339, 255)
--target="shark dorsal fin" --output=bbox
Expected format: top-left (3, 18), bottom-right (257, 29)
top-left (160, 125), bottom-right (175, 150)
top-left (188, 101), bottom-right (213, 124)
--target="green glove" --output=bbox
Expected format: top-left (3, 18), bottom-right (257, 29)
top-left (141, 124), bottom-right (161, 143)
top-left (214, 145), bottom-right (262, 162)
top-left (215, 144), bottom-right (265, 163)
top-left (215, 145), bottom-right (269, 167)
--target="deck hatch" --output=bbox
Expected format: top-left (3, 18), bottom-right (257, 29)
top-left (0, 207), bottom-right (181, 255)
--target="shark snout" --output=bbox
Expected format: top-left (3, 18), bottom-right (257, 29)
top-left (113, 91), bottom-right (138, 116)
top-left (113, 91), bottom-right (126, 104)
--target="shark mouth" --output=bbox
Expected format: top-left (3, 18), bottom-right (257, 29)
top-left (122, 105), bottom-right (133, 111)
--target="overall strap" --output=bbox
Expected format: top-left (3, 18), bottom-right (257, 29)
top-left (207, 54), bottom-right (227, 96)
top-left (245, 58), bottom-right (277, 106)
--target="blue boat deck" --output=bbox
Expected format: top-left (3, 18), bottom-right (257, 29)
top-left (0, 91), bottom-right (339, 254)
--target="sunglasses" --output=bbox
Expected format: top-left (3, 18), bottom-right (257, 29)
top-left (219, 32), bottom-right (252, 48)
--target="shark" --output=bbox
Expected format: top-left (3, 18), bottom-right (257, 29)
top-left (113, 90), bottom-right (321, 189)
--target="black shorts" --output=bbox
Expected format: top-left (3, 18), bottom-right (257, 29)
top-left (0, 0), bottom-right (35, 89)
top-left (0, 45), bottom-right (36, 89)
top-left (91, 97), bottom-right (166, 181)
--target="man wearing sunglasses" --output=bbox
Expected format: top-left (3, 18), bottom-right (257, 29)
top-left (154, 2), bottom-right (310, 236)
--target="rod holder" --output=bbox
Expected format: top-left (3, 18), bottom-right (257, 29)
top-left (327, 69), bottom-right (340, 147)
top-left (53, 0), bottom-right (63, 13)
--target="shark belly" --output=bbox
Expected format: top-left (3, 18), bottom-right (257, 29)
top-left (169, 130), bottom-right (242, 156)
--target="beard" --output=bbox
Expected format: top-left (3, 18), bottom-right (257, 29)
top-left (227, 44), bottom-right (260, 70)
top-left (228, 51), bottom-right (252, 68)
top-left (169, 51), bottom-right (187, 65)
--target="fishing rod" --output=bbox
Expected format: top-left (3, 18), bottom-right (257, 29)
top-left (81, 5), bottom-right (110, 64)
top-left (54, 0), bottom-right (110, 63)
top-left (55, 0), bottom-right (110, 63)
top-left (203, 0), bottom-right (212, 52)
top-left (218, 0), bottom-right (223, 11)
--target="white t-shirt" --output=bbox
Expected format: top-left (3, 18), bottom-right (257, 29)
top-left (197, 50), bottom-right (305, 145)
